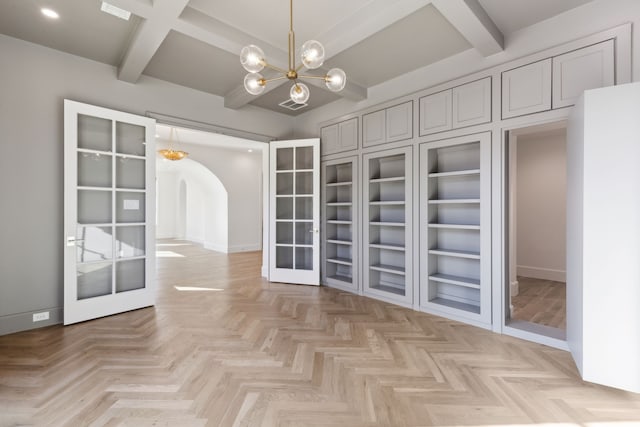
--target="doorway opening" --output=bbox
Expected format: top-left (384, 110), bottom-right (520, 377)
top-left (505, 121), bottom-right (567, 345)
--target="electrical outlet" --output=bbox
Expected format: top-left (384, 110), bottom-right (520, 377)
top-left (33, 311), bottom-right (50, 322)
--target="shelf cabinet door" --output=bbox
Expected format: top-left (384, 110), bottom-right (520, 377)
top-left (419, 90), bottom-right (452, 136)
top-left (363, 109), bottom-right (386, 147)
top-left (338, 118), bottom-right (358, 152)
top-left (322, 156), bottom-right (358, 292)
top-left (320, 124), bottom-right (339, 156)
top-left (552, 39), bottom-right (614, 109)
top-left (452, 77), bottom-right (491, 128)
top-left (419, 132), bottom-right (491, 326)
top-left (386, 101), bottom-right (413, 143)
top-left (362, 146), bottom-right (413, 306)
top-left (502, 59), bottom-right (552, 119)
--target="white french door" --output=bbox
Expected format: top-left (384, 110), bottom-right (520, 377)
top-left (63, 100), bottom-right (156, 325)
top-left (269, 139), bottom-right (320, 285)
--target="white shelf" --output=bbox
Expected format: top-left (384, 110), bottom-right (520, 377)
top-left (370, 221), bottom-right (405, 227)
top-left (428, 248), bottom-right (480, 259)
top-left (369, 176), bottom-right (405, 183)
top-left (428, 169), bottom-right (480, 178)
top-left (327, 257), bottom-right (352, 266)
top-left (428, 199), bottom-right (480, 204)
top-left (370, 264), bottom-right (405, 275)
top-left (369, 243), bottom-right (405, 251)
top-left (429, 273), bottom-right (480, 289)
top-left (327, 239), bottom-right (352, 246)
top-left (327, 202), bottom-right (352, 206)
top-left (369, 201), bottom-right (405, 206)
top-left (326, 181), bottom-right (352, 187)
top-left (428, 223), bottom-right (480, 230)
top-left (429, 297), bottom-right (480, 314)
top-left (369, 284), bottom-right (405, 296)
top-left (327, 274), bottom-right (352, 283)
top-left (327, 220), bottom-right (352, 225)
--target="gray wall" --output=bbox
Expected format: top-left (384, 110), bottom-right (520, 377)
top-left (0, 34), bottom-right (292, 335)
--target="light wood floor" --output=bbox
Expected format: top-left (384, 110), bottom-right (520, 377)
top-left (511, 277), bottom-right (566, 329)
top-left (1, 241), bottom-right (639, 426)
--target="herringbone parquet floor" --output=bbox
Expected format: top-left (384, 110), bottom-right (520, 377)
top-left (1, 240), bottom-right (640, 427)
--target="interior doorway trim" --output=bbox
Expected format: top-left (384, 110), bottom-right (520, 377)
top-left (146, 112), bottom-right (274, 143)
top-left (499, 117), bottom-right (569, 351)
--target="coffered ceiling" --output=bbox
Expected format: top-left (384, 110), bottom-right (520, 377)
top-left (0, 0), bottom-right (595, 116)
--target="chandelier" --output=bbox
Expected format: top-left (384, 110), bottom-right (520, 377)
top-left (240, 0), bottom-right (346, 105)
top-left (158, 127), bottom-right (188, 161)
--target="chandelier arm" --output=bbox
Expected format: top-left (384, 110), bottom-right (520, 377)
top-left (288, 0), bottom-right (295, 71)
top-left (262, 62), bottom-right (289, 75)
top-left (262, 75), bottom-right (288, 84)
top-left (299, 74), bottom-right (330, 81)
top-left (295, 63), bottom-right (306, 73)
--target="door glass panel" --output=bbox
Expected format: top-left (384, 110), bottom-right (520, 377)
top-left (276, 246), bottom-right (293, 268)
top-left (116, 122), bottom-right (146, 156)
top-left (78, 153), bottom-right (112, 187)
top-left (295, 172), bottom-right (313, 195)
top-left (78, 114), bottom-right (112, 152)
top-left (77, 262), bottom-right (112, 300)
top-left (116, 259), bottom-right (145, 292)
top-left (295, 222), bottom-right (313, 245)
top-left (277, 173), bottom-right (294, 195)
top-left (76, 226), bottom-right (113, 262)
top-left (116, 157), bottom-right (145, 189)
top-left (276, 147), bottom-right (294, 170)
top-left (276, 197), bottom-right (293, 219)
top-left (116, 226), bottom-right (145, 258)
top-left (295, 197), bottom-right (312, 220)
top-left (116, 191), bottom-right (145, 223)
top-left (78, 190), bottom-right (112, 224)
top-left (276, 222), bottom-right (293, 244)
top-left (295, 247), bottom-right (313, 270)
top-left (296, 146), bottom-right (313, 169)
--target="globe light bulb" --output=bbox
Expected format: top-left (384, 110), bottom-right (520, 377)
top-left (325, 68), bottom-right (346, 92)
top-left (290, 82), bottom-right (310, 104)
top-left (300, 40), bottom-right (325, 69)
top-left (244, 73), bottom-right (265, 95)
top-left (240, 45), bottom-right (265, 73)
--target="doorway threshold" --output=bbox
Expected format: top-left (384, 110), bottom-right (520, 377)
top-left (504, 320), bottom-right (568, 351)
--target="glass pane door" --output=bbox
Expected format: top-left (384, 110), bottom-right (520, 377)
top-left (269, 139), bottom-right (320, 285)
top-left (64, 100), bottom-right (156, 325)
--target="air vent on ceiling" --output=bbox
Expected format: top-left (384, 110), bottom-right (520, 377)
top-left (101, 2), bottom-right (131, 20)
top-left (278, 99), bottom-right (308, 111)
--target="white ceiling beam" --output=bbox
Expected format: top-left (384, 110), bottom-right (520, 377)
top-left (117, 0), bottom-right (190, 83)
top-left (432, 0), bottom-right (504, 56)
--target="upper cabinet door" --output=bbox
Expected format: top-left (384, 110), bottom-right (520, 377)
top-left (386, 101), bottom-right (413, 143)
top-left (502, 59), bottom-right (552, 119)
top-left (320, 124), bottom-right (338, 156)
top-left (338, 118), bottom-right (358, 152)
top-left (420, 90), bottom-right (453, 136)
top-left (452, 77), bottom-right (491, 128)
top-left (363, 109), bottom-right (386, 147)
top-left (552, 39), bottom-right (615, 109)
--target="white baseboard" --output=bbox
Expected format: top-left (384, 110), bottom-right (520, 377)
top-left (204, 241), bottom-right (228, 253)
top-left (227, 243), bottom-right (262, 253)
top-left (517, 265), bottom-right (566, 282)
top-left (261, 265), bottom-right (268, 278)
top-left (510, 280), bottom-right (519, 296)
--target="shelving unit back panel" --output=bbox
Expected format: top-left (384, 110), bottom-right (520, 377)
top-left (431, 255), bottom-right (480, 280)
top-left (326, 223), bottom-right (352, 241)
top-left (430, 175), bottom-right (481, 199)
top-left (369, 154), bottom-right (405, 179)
top-left (429, 281), bottom-right (480, 307)
top-left (431, 143), bottom-right (480, 173)
top-left (370, 248), bottom-right (406, 270)
top-left (369, 181), bottom-right (405, 202)
top-left (370, 205), bottom-right (405, 223)
top-left (369, 226), bottom-right (406, 247)
top-left (429, 204), bottom-right (480, 225)
top-left (431, 228), bottom-right (480, 253)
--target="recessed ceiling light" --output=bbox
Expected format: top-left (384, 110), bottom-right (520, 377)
top-left (155, 134), bottom-right (160, 138)
top-left (41, 8), bottom-right (59, 19)
top-left (100, 2), bottom-right (131, 20)
top-left (248, 149), bottom-right (253, 153)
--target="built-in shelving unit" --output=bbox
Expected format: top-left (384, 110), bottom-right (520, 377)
top-left (363, 147), bottom-right (412, 305)
top-left (419, 133), bottom-right (490, 324)
top-left (322, 157), bottom-right (358, 292)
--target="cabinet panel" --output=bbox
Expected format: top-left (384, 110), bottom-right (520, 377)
top-left (419, 90), bottom-right (452, 136)
top-left (363, 146), bottom-right (412, 306)
top-left (419, 133), bottom-right (491, 325)
top-left (502, 59), bottom-right (552, 119)
top-left (386, 101), bottom-right (413, 143)
top-left (320, 124), bottom-right (338, 156)
top-left (363, 110), bottom-right (386, 147)
top-left (452, 78), bottom-right (491, 128)
top-left (552, 40), bottom-right (614, 109)
top-left (338, 118), bottom-right (358, 152)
